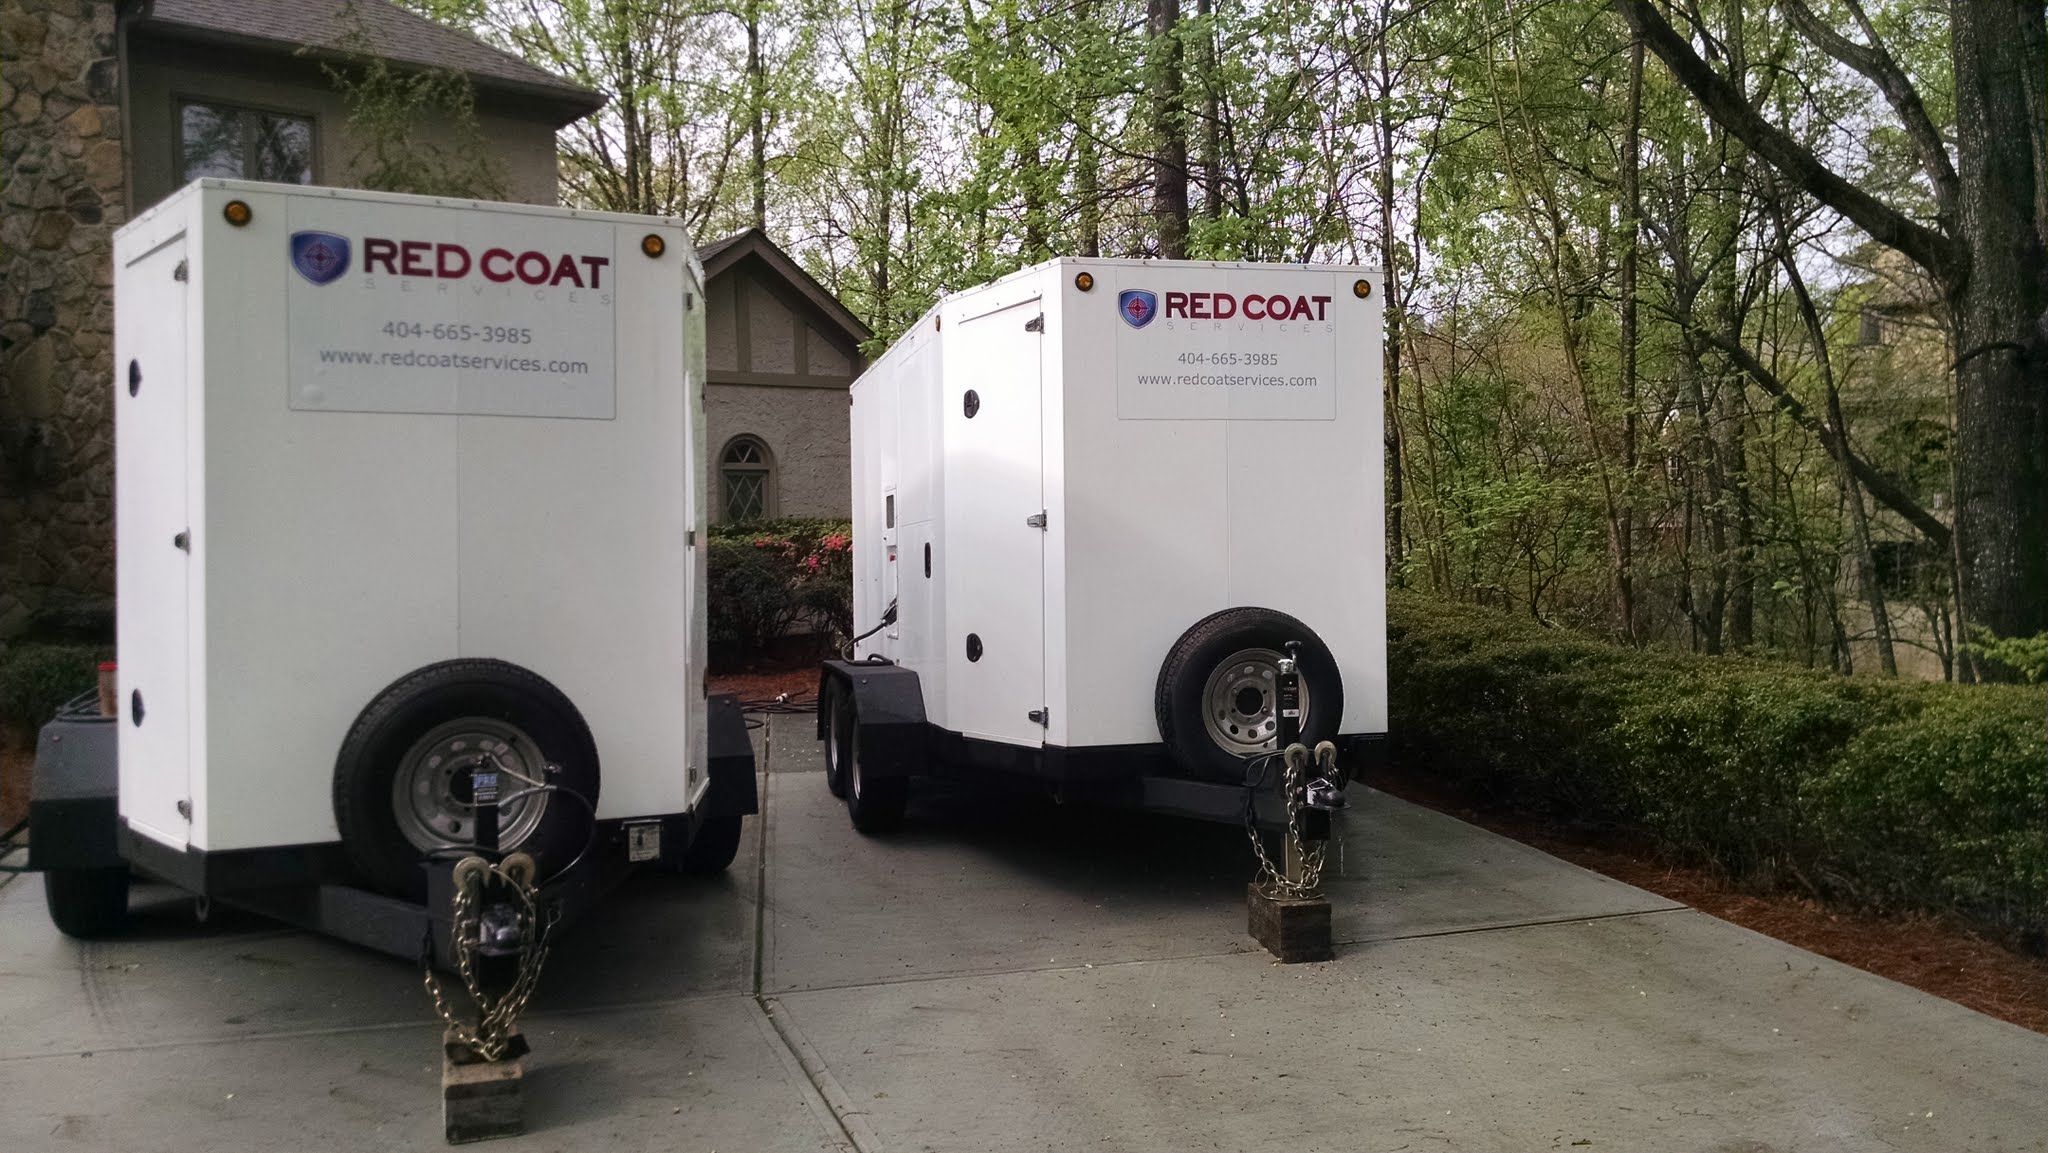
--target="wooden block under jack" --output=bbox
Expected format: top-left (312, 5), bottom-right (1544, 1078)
top-left (1247, 882), bottom-right (1333, 963)
top-left (443, 1029), bottom-right (525, 1145)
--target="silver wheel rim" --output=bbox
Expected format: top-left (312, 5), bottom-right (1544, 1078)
top-left (827, 699), bottom-right (843, 779)
top-left (392, 717), bottom-right (551, 854)
top-left (1200, 648), bottom-right (1310, 757)
top-left (849, 723), bottom-right (864, 801)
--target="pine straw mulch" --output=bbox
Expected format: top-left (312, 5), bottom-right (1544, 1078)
top-left (1365, 765), bottom-right (2048, 1035)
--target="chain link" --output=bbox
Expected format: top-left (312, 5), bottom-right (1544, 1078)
top-left (1247, 743), bottom-right (1331, 899)
top-left (422, 854), bottom-right (553, 1061)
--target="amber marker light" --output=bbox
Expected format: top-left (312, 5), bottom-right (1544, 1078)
top-left (223, 199), bottom-right (252, 226)
top-left (1074, 271), bottom-right (1095, 292)
top-left (1352, 278), bottom-right (1372, 299)
top-left (641, 233), bottom-right (666, 258)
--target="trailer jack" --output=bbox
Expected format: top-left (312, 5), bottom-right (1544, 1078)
top-left (424, 759), bottom-right (555, 1144)
top-left (1246, 643), bottom-right (1343, 963)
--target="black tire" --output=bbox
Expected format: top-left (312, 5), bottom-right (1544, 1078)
top-left (844, 711), bottom-right (908, 834)
top-left (44, 866), bottom-right (130, 939)
top-left (1155, 607), bottom-right (1345, 782)
top-left (674, 814), bottom-right (745, 875)
top-left (823, 681), bottom-right (850, 799)
top-left (334, 659), bottom-right (600, 899)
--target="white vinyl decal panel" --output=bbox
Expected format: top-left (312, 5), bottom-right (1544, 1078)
top-left (115, 234), bottom-right (192, 849)
top-left (943, 298), bottom-right (1047, 746)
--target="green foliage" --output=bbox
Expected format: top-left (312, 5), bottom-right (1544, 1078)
top-left (1389, 591), bottom-right (2048, 941)
top-left (706, 518), bottom-right (854, 656)
top-left (317, 2), bottom-right (505, 199)
top-left (1967, 628), bottom-right (2048, 684)
top-left (0, 644), bottom-right (103, 735)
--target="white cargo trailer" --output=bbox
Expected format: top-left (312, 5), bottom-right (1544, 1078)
top-left (31, 180), bottom-right (756, 949)
top-left (819, 258), bottom-right (1384, 830)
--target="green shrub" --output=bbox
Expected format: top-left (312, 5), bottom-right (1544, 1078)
top-left (1388, 592), bottom-right (2048, 942)
top-left (0, 643), bottom-right (104, 735)
top-left (706, 518), bottom-right (853, 656)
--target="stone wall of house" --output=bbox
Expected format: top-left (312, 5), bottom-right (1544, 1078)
top-left (0, 1), bottom-right (123, 638)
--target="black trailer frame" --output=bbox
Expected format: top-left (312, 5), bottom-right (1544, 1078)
top-left (816, 657), bottom-right (1385, 826)
top-left (27, 691), bottom-right (758, 965)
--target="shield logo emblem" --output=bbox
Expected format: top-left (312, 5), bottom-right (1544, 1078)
top-left (1118, 289), bottom-right (1158, 329)
top-left (289, 231), bottom-right (351, 285)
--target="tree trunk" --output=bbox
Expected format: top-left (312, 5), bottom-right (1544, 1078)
top-left (1197, 0), bottom-right (1219, 221)
top-left (747, 0), bottom-right (766, 229)
top-left (1950, 0), bottom-right (2048, 651)
top-left (1147, 0), bottom-right (1189, 258)
top-left (1377, 34), bottom-right (1404, 577)
top-left (1615, 37), bottom-right (1643, 643)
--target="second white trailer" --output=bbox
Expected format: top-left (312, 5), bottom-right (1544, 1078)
top-left (821, 258), bottom-right (1384, 829)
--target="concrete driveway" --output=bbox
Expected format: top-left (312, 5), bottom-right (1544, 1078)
top-left (2, 717), bottom-right (2044, 1151)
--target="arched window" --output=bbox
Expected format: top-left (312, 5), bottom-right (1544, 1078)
top-left (721, 435), bottom-right (775, 522)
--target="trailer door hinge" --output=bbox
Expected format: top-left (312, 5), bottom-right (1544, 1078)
top-left (1028, 708), bottom-right (1049, 727)
top-left (1025, 511), bottom-right (1048, 529)
top-left (1024, 314), bottom-right (1044, 333)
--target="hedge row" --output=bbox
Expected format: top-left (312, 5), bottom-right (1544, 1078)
top-left (1387, 592), bottom-right (2048, 943)
top-left (705, 518), bottom-right (854, 656)
top-left (0, 642), bottom-right (103, 736)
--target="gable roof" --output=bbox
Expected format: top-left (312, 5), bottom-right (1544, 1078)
top-left (133, 0), bottom-right (603, 125)
top-left (701, 228), bottom-right (873, 351)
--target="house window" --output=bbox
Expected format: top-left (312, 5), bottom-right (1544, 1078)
top-left (179, 101), bottom-right (315, 185)
top-left (721, 436), bottom-right (774, 522)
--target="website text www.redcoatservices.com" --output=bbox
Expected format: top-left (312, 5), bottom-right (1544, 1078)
top-left (1137, 372), bottom-right (1321, 388)
top-left (318, 348), bottom-right (591, 375)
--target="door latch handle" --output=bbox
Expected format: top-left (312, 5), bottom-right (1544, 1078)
top-left (1025, 511), bottom-right (1047, 529)
top-left (1028, 708), bottom-right (1049, 726)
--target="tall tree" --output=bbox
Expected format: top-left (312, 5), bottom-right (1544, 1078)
top-left (1614, 0), bottom-right (2048, 662)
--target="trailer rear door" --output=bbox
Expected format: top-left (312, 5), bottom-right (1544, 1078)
top-left (115, 233), bottom-right (192, 849)
top-left (946, 298), bottom-right (1046, 746)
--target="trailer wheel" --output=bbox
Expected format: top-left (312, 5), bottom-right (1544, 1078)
top-left (1155, 607), bottom-right (1345, 782)
top-left (674, 815), bottom-right (744, 875)
top-left (334, 660), bottom-right (601, 899)
top-left (43, 866), bottom-right (130, 939)
top-left (843, 707), bottom-right (908, 834)
top-left (824, 681), bottom-right (851, 799)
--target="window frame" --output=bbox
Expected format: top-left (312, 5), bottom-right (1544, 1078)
top-left (719, 434), bottom-right (777, 523)
top-left (174, 95), bottom-right (320, 187)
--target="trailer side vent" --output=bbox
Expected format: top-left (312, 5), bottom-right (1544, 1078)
top-left (966, 634), bottom-right (983, 662)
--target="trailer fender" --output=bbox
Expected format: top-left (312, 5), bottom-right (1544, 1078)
top-left (818, 660), bottom-right (927, 780)
top-left (703, 692), bottom-right (759, 817)
top-left (27, 694), bottom-right (122, 872)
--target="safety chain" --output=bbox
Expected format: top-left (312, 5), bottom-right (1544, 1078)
top-left (1247, 741), bottom-right (1340, 899)
top-left (422, 853), bottom-right (554, 1061)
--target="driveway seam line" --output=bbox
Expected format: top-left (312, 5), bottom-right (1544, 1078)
top-left (748, 717), bottom-right (873, 1153)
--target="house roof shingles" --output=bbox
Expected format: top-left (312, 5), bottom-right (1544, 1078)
top-left (136, 0), bottom-right (603, 121)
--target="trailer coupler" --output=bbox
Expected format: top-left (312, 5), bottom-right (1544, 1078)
top-left (422, 759), bottom-right (561, 1143)
top-left (1245, 643), bottom-right (1344, 963)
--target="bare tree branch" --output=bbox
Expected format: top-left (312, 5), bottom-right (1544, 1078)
top-left (1611, 0), bottom-right (1962, 283)
top-left (1781, 0), bottom-right (1958, 223)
